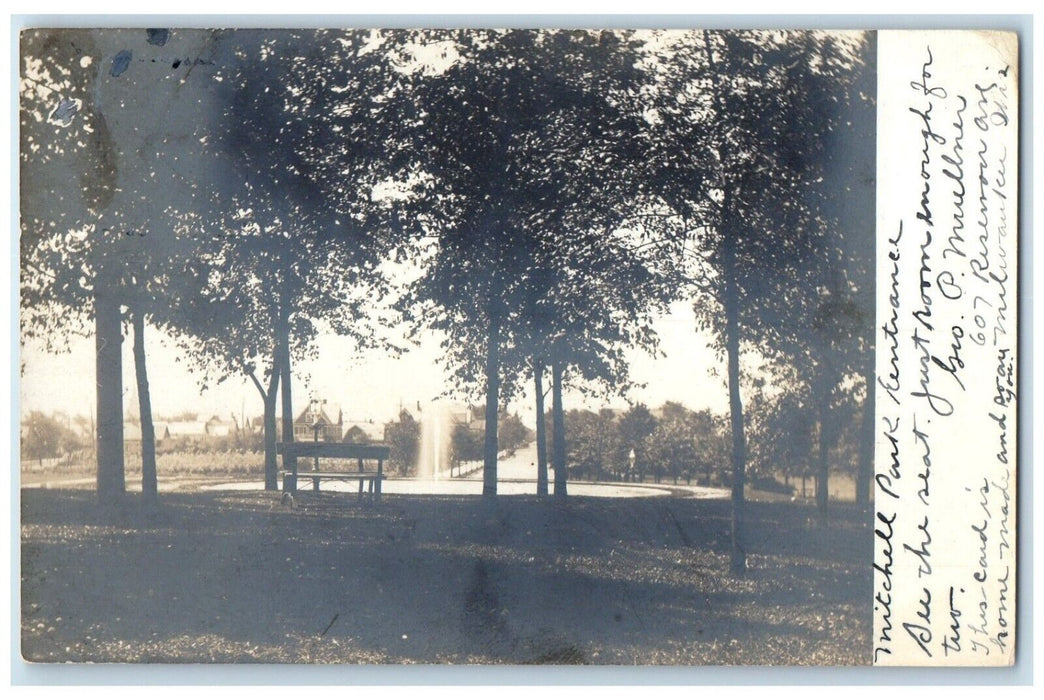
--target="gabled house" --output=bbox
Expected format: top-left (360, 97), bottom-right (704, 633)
top-left (293, 404), bottom-right (343, 442)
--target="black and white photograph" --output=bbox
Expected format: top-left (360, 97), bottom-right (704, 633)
top-left (15, 24), bottom-right (1017, 668)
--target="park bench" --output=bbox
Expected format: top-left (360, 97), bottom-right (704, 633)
top-left (278, 442), bottom-right (390, 503)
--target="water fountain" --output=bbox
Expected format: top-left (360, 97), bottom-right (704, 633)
top-left (417, 401), bottom-right (453, 480)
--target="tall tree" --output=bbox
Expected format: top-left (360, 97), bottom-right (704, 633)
top-left (385, 409), bottom-right (421, 475)
top-left (164, 268), bottom-right (287, 489)
top-left (647, 402), bottom-right (702, 484)
top-left (642, 30), bottom-right (869, 572)
top-left (167, 30), bottom-right (403, 489)
top-left (507, 32), bottom-right (678, 498)
top-left (21, 29), bottom-right (232, 501)
top-left (833, 34), bottom-right (877, 509)
top-left (380, 30), bottom-right (676, 497)
top-left (20, 412), bottom-right (64, 466)
top-left (732, 32), bottom-right (876, 518)
top-left (21, 29), bottom-right (123, 499)
top-left (532, 357), bottom-right (550, 495)
top-left (129, 310), bottom-right (157, 503)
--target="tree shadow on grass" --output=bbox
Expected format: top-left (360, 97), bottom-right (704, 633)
top-left (21, 488), bottom-right (870, 664)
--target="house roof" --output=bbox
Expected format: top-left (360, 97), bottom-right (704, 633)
top-left (123, 422), bottom-right (171, 441)
top-left (294, 403), bottom-right (342, 427)
top-left (167, 421), bottom-right (208, 437)
top-left (342, 420), bottom-right (383, 442)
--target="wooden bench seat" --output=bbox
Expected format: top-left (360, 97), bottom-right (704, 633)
top-left (278, 442), bottom-right (390, 503)
top-left (281, 471), bottom-right (385, 499)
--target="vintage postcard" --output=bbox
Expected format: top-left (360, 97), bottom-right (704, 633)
top-left (17, 26), bottom-right (1018, 667)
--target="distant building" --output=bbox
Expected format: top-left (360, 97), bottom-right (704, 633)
top-left (166, 420), bottom-right (210, 440)
top-left (402, 401), bottom-right (485, 435)
top-left (449, 404), bottom-right (485, 435)
top-left (205, 415), bottom-right (238, 438)
top-left (126, 414), bottom-right (240, 445)
top-left (293, 403), bottom-right (343, 442)
top-left (447, 404), bottom-right (473, 426)
top-left (342, 420), bottom-right (384, 443)
top-left (123, 421), bottom-right (171, 445)
top-left (248, 400), bottom-right (392, 444)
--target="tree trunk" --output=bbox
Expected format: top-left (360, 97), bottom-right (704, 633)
top-left (815, 383), bottom-right (832, 520)
top-left (264, 391), bottom-right (279, 490)
top-left (534, 357), bottom-right (548, 496)
top-left (278, 315), bottom-right (296, 480)
top-left (855, 355), bottom-right (875, 507)
top-left (131, 309), bottom-right (158, 504)
top-left (723, 227), bottom-right (747, 576)
top-left (551, 346), bottom-right (567, 498)
top-left (813, 339), bottom-right (840, 520)
top-left (699, 30), bottom-right (747, 573)
top-left (482, 309), bottom-right (501, 497)
top-left (94, 286), bottom-right (125, 501)
top-left (249, 351), bottom-right (281, 491)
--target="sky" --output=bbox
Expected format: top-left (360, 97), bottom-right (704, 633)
top-left (18, 300), bottom-right (731, 429)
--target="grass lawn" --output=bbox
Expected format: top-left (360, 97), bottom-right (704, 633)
top-left (21, 487), bottom-right (871, 665)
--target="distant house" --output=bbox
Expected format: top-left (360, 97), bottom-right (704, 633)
top-left (121, 414), bottom-right (238, 447)
top-left (160, 415), bottom-right (241, 442)
top-left (248, 415), bottom-right (282, 439)
top-left (166, 421), bottom-right (210, 440)
top-left (123, 421), bottom-right (171, 445)
top-left (249, 402), bottom-right (390, 444)
top-left (293, 404), bottom-right (343, 442)
top-left (449, 404), bottom-right (485, 435)
top-left (204, 415), bottom-right (238, 438)
top-left (399, 402), bottom-right (486, 436)
top-left (342, 420), bottom-right (384, 443)
top-left (448, 405), bottom-right (473, 426)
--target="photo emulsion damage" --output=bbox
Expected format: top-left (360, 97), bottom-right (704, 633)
top-left (18, 27), bottom-right (1014, 666)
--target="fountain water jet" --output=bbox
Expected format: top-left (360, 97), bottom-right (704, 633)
top-left (417, 401), bottom-right (453, 479)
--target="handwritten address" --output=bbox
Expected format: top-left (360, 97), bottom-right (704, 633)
top-left (873, 31), bottom-right (1017, 667)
